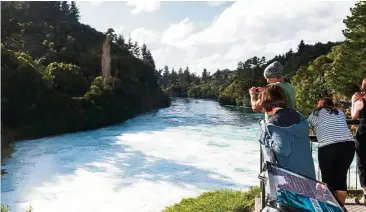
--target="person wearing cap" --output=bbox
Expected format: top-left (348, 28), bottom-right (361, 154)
top-left (249, 61), bottom-right (296, 121)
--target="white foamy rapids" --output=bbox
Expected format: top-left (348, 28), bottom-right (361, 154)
top-left (1, 99), bottom-right (263, 212)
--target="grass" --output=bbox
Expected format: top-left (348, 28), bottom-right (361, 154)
top-left (1, 205), bottom-right (32, 212)
top-left (162, 186), bottom-right (260, 212)
top-left (1, 187), bottom-right (260, 212)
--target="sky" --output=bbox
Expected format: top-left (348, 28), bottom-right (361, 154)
top-left (77, 0), bottom-right (356, 75)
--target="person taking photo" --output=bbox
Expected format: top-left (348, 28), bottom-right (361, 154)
top-left (249, 61), bottom-right (296, 122)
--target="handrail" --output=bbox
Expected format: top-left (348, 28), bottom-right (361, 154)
top-left (259, 119), bottom-right (361, 209)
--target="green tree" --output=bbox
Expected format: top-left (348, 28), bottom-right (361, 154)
top-left (45, 62), bottom-right (88, 96)
top-left (133, 41), bottom-right (140, 58)
top-left (116, 34), bottom-right (125, 49)
top-left (161, 65), bottom-right (170, 88)
top-left (171, 68), bottom-right (178, 85)
top-left (292, 55), bottom-right (333, 115)
top-left (1, 0), bottom-right (170, 148)
top-left (183, 66), bottom-right (191, 86)
top-left (126, 37), bottom-right (133, 53)
top-left (69, 1), bottom-right (80, 21)
top-left (106, 28), bottom-right (116, 41)
top-left (141, 44), bottom-right (148, 60)
top-left (297, 40), bottom-right (306, 55)
top-left (145, 50), bottom-right (155, 68)
top-left (61, 1), bottom-right (69, 14)
top-left (201, 68), bottom-right (208, 83)
top-left (332, 1), bottom-right (366, 96)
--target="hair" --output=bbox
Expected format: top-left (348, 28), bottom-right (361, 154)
top-left (266, 76), bottom-right (284, 83)
top-left (260, 84), bottom-right (287, 112)
top-left (313, 97), bottom-right (339, 116)
top-left (361, 78), bottom-right (366, 92)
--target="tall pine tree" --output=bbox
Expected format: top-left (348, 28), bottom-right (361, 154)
top-left (126, 37), bottom-right (133, 53)
top-left (141, 44), bottom-right (148, 60)
top-left (202, 68), bottom-right (208, 83)
top-left (145, 50), bottom-right (155, 68)
top-left (69, 1), bottom-right (80, 21)
top-left (133, 41), bottom-right (140, 58)
top-left (61, 1), bottom-right (69, 14)
top-left (116, 34), bottom-right (125, 49)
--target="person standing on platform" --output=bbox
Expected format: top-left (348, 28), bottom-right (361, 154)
top-left (351, 78), bottom-right (366, 205)
top-left (249, 61), bottom-right (295, 122)
top-left (308, 97), bottom-right (355, 205)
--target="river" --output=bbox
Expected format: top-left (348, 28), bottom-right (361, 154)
top-left (1, 98), bottom-right (358, 212)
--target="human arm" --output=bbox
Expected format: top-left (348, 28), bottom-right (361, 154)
top-left (249, 87), bottom-right (262, 112)
top-left (351, 99), bottom-right (364, 120)
top-left (265, 125), bottom-right (292, 157)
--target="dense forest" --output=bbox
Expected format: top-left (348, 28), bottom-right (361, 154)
top-left (1, 1), bottom-right (171, 149)
top-left (158, 41), bottom-right (340, 105)
top-left (159, 1), bottom-right (365, 116)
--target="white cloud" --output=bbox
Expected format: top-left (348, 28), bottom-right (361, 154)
top-left (224, 42), bottom-right (262, 60)
top-left (206, 1), bottom-right (225, 7)
top-left (183, 53), bottom-right (236, 75)
top-left (126, 0), bottom-right (161, 15)
top-left (113, 26), bottom-right (125, 35)
top-left (130, 28), bottom-right (160, 45)
top-left (151, 47), bottom-right (170, 69)
top-left (195, 54), bottom-right (223, 71)
top-left (90, 1), bottom-right (103, 7)
top-left (157, 1), bottom-right (355, 74)
top-left (161, 18), bottom-right (194, 48)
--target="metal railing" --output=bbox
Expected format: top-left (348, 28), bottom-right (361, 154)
top-left (259, 119), bottom-right (361, 209)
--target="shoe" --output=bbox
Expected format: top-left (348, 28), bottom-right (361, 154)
top-left (355, 194), bottom-right (366, 205)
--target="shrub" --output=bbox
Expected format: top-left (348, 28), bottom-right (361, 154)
top-left (162, 186), bottom-right (260, 212)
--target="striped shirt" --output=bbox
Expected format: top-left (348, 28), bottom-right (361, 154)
top-left (308, 108), bottom-right (354, 148)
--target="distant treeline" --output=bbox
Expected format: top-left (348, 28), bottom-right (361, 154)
top-left (159, 1), bottom-right (366, 116)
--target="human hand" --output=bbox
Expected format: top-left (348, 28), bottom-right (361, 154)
top-left (354, 99), bottom-right (364, 111)
top-left (257, 87), bottom-right (265, 92)
top-left (353, 92), bottom-right (365, 102)
top-left (249, 87), bottom-right (257, 95)
top-left (352, 93), bottom-right (360, 102)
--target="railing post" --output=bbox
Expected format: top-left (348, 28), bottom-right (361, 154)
top-left (260, 144), bottom-right (265, 209)
top-left (348, 168), bottom-right (351, 190)
top-left (356, 165), bottom-right (358, 190)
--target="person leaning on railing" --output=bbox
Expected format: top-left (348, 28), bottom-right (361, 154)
top-left (307, 97), bottom-right (355, 205)
top-left (351, 77), bottom-right (366, 205)
top-left (258, 84), bottom-right (316, 180)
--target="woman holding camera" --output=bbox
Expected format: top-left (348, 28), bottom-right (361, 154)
top-left (308, 97), bottom-right (355, 205)
top-left (351, 78), bottom-right (366, 205)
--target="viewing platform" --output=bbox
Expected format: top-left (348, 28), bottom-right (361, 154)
top-left (256, 119), bottom-right (365, 212)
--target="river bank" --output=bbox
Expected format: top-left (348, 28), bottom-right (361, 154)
top-left (1, 99), bottom-right (170, 152)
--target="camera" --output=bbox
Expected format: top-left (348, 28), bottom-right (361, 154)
top-left (356, 92), bottom-right (365, 97)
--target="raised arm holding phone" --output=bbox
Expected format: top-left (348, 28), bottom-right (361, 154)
top-left (249, 61), bottom-right (296, 121)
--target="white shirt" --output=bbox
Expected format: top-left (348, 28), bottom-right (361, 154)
top-left (308, 108), bottom-right (354, 148)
